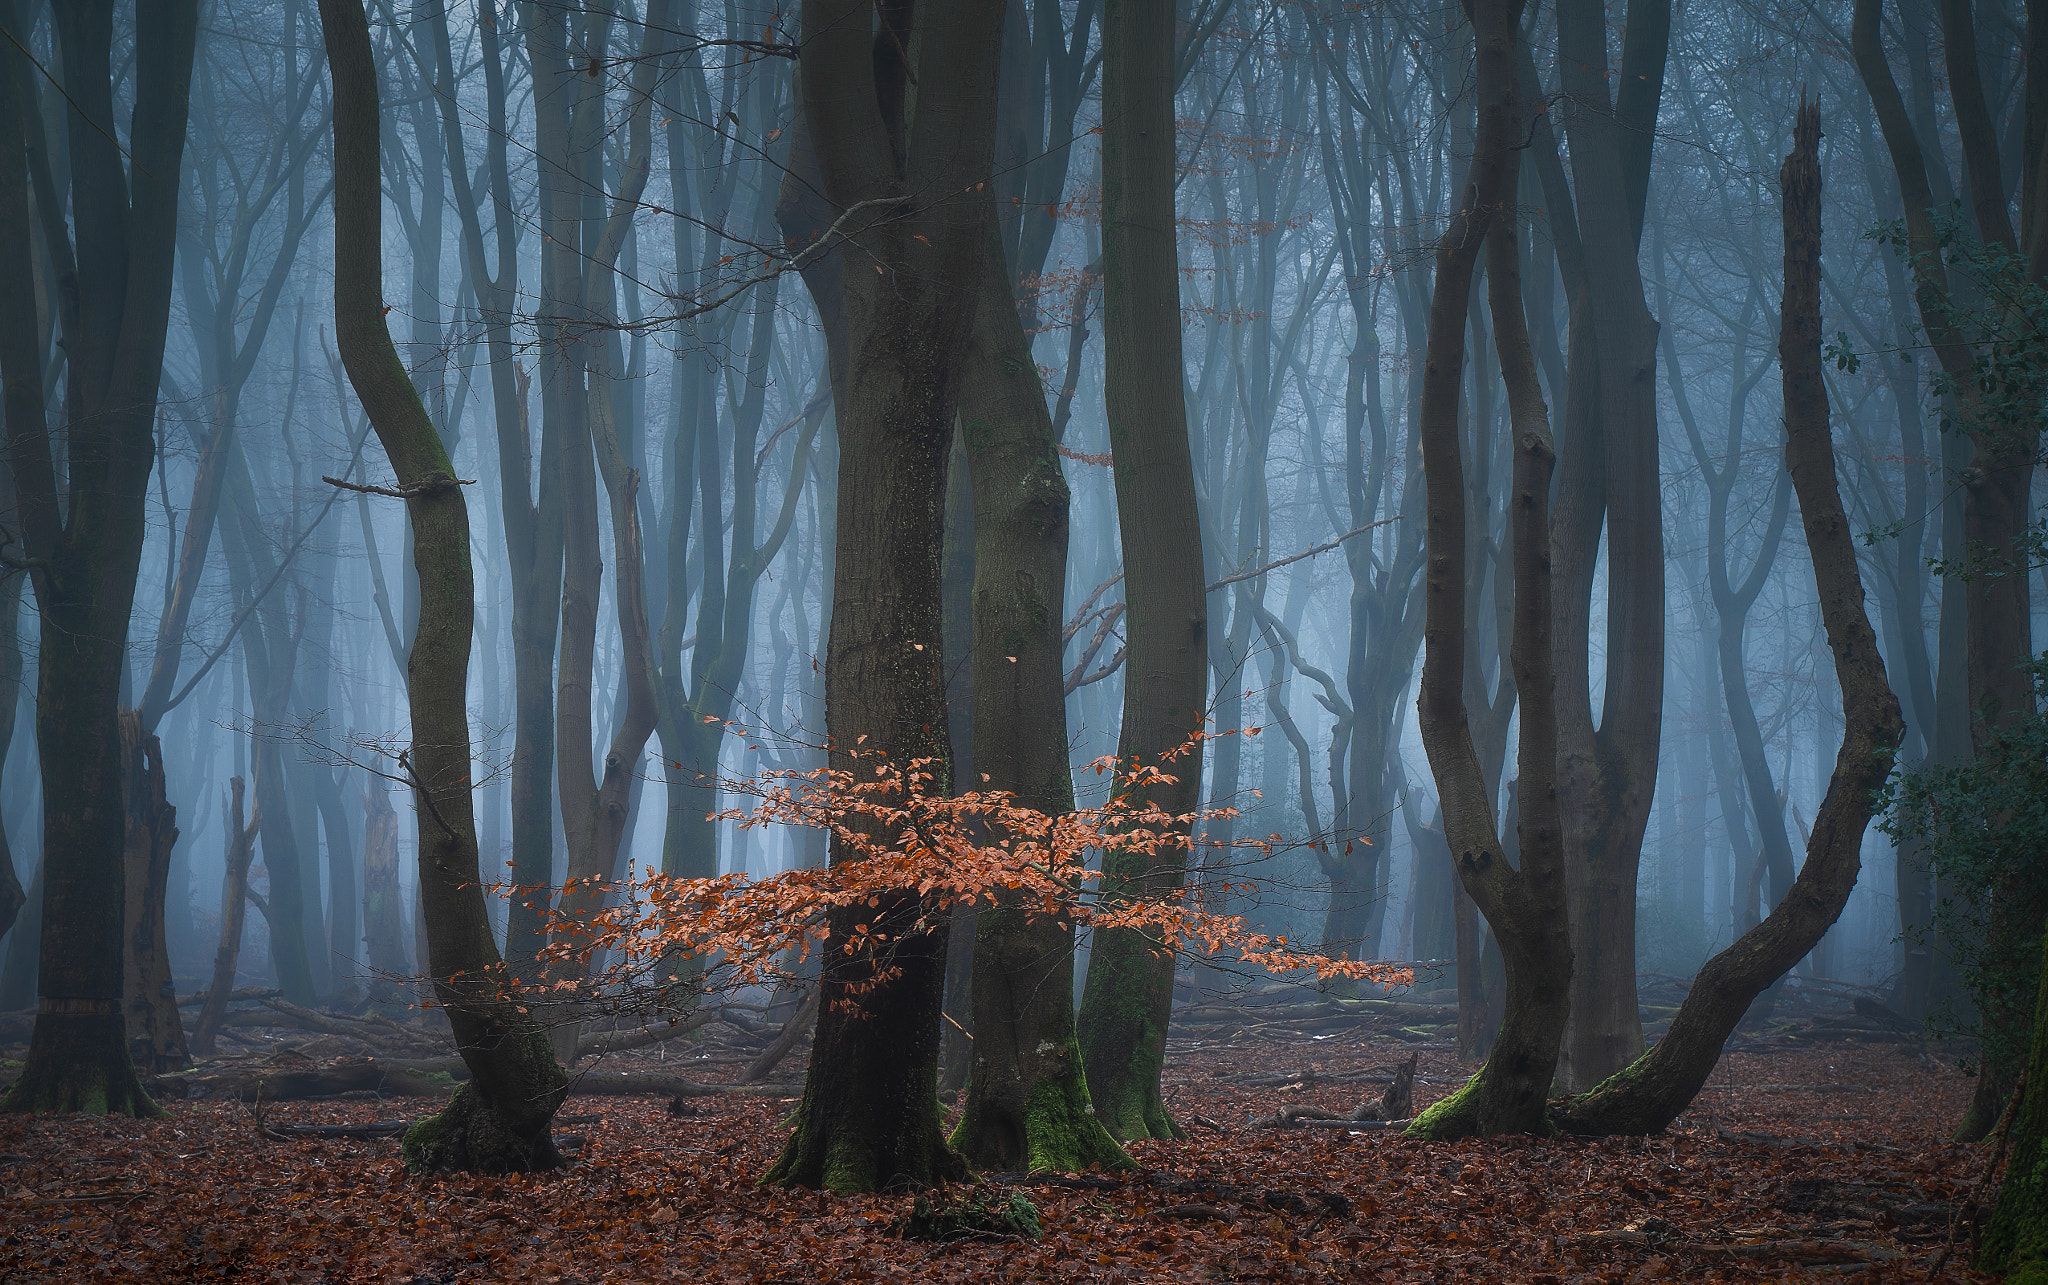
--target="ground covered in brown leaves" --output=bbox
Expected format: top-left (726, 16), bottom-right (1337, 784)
top-left (0, 1029), bottom-right (1991, 1281)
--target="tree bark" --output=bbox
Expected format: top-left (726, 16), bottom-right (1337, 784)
top-left (316, 0), bottom-right (566, 1174)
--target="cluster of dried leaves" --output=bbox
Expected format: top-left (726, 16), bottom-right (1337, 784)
top-left (518, 739), bottom-right (1411, 1013)
top-left (1, 1026), bottom-right (1987, 1280)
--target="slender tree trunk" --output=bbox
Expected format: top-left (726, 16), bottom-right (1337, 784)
top-left (120, 713), bottom-right (186, 1073)
top-left (317, 0), bottom-right (565, 1173)
top-left (190, 778), bottom-right (258, 1058)
top-left (951, 220), bottom-right (1130, 1174)
top-left (1073, 0), bottom-right (1211, 1145)
top-left (360, 784), bottom-right (409, 1005)
top-left (1405, 0), bottom-right (1574, 1139)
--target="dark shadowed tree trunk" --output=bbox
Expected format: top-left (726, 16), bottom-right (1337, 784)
top-left (1072, 0), bottom-right (1211, 1145)
top-left (1556, 105), bottom-right (1903, 1136)
top-left (1852, 0), bottom-right (2045, 1143)
top-left (316, 0), bottom-right (566, 1174)
top-left (763, 0), bottom-right (1005, 1194)
top-left (0, 0), bottom-right (199, 1117)
top-left (1405, 0), bottom-right (1575, 1141)
top-left (1546, 0), bottom-right (1671, 1091)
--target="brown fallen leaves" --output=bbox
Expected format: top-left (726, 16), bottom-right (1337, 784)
top-left (0, 1035), bottom-right (1987, 1281)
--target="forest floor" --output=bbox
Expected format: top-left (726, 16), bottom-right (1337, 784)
top-left (0, 1011), bottom-right (1993, 1281)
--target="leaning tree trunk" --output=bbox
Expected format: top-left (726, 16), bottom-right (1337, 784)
top-left (317, 0), bottom-right (566, 1174)
top-left (1405, 0), bottom-right (1575, 1141)
top-left (949, 221), bottom-right (1130, 1175)
top-left (763, 0), bottom-right (1003, 1194)
top-left (1073, 0), bottom-right (1211, 1145)
top-left (1554, 104), bottom-right (1903, 1137)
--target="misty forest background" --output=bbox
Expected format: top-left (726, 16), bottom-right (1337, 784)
top-left (0, 0), bottom-right (2045, 1271)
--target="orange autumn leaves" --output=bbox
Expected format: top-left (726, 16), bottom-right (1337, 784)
top-left (515, 728), bottom-right (1411, 1012)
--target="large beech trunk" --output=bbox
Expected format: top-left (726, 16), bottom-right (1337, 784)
top-left (0, 1), bottom-right (199, 1118)
top-left (1556, 105), bottom-right (1902, 1136)
top-left (1404, 0), bottom-right (1575, 1141)
top-left (1073, 0), bottom-right (1211, 1145)
top-left (1548, 0), bottom-right (1671, 1092)
top-left (317, 0), bottom-right (565, 1174)
top-left (763, 0), bottom-right (1004, 1194)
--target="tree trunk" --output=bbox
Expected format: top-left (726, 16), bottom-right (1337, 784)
top-left (360, 784), bottom-right (410, 1005)
top-left (950, 221), bottom-right (1129, 1175)
top-left (0, 0), bottom-right (199, 1118)
top-left (1073, 0), bottom-right (1211, 1145)
top-left (1977, 933), bottom-right (2048, 1277)
top-left (189, 778), bottom-right (258, 1058)
top-left (764, 0), bottom-right (1003, 1194)
top-left (1405, 0), bottom-right (1574, 1140)
top-left (1556, 105), bottom-right (1902, 1135)
top-left (120, 713), bottom-right (186, 1074)
top-left (317, 0), bottom-right (566, 1174)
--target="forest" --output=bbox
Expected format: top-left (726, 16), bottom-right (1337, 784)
top-left (0, 0), bottom-right (2044, 1279)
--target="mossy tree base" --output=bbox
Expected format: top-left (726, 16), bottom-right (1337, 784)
top-left (952, 1057), bottom-right (1132, 1175)
top-left (400, 1082), bottom-right (564, 1176)
top-left (1, 1010), bottom-right (161, 1118)
top-left (765, 1097), bottom-right (966, 1194)
top-left (1402, 1066), bottom-right (1554, 1142)
top-left (1076, 930), bottom-right (1183, 1144)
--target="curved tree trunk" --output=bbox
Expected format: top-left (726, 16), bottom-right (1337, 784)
top-left (1405, 0), bottom-right (1574, 1140)
top-left (317, 0), bottom-right (566, 1174)
top-left (1073, 0), bottom-right (1211, 1145)
top-left (1556, 105), bottom-right (1902, 1136)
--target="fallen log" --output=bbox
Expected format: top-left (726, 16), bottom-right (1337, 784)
top-left (155, 1055), bottom-right (466, 1101)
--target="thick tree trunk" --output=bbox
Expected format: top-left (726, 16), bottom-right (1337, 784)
top-left (1073, 0), bottom-right (1211, 1145)
top-left (764, 0), bottom-right (1003, 1194)
top-left (950, 223), bottom-right (1128, 1175)
top-left (1557, 106), bottom-right (1901, 1135)
top-left (1977, 934), bottom-right (2048, 1277)
top-left (318, 0), bottom-right (565, 1174)
top-left (0, 0), bottom-right (199, 1118)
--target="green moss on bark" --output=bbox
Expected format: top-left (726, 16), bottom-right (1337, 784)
top-left (400, 1082), bottom-right (563, 1176)
top-left (1, 1011), bottom-right (160, 1118)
